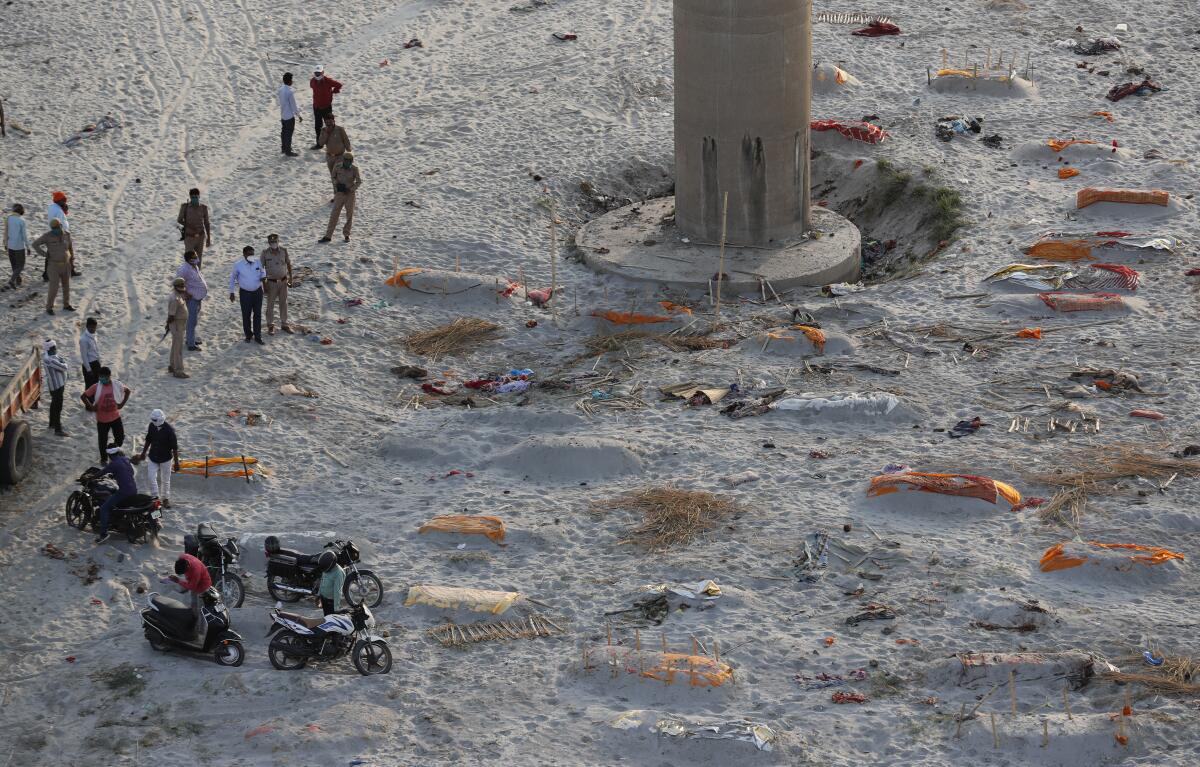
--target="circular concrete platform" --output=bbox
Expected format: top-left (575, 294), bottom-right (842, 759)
top-left (575, 196), bottom-right (861, 292)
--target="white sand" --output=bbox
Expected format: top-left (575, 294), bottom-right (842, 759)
top-left (2, 0), bottom-right (1200, 764)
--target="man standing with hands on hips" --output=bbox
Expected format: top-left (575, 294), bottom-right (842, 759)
top-left (261, 234), bottom-right (293, 335)
top-left (309, 65), bottom-right (342, 149)
top-left (229, 246), bottom-right (266, 345)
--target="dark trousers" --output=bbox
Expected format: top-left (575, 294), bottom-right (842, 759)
top-left (281, 118), bottom-right (295, 153)
top-left (7, 248), bottom-right (24, 286)
top-left (97, 491), bottom-right (132, 537)
top-left (81, 361), bottom-right (100, 389)
top-left (239, 287), bottom-right (263, 340)
top-left (313, 105), bottom-right (333, 143)
top-left (49, 386), bottom-right (64, 430)
top-left (320, 597), bottom-right (336, 615)
top-left (97, 417), bottom-right (124, 463)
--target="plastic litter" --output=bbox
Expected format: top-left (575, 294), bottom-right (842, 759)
top-left (609, 710), bottom-right (777, 752)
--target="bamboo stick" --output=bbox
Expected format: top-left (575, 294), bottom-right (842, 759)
top-left (714, 191), bottom-right (728, 324)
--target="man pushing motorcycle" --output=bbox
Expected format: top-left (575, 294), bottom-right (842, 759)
top-left (163, 552), bottom-right (212, 641)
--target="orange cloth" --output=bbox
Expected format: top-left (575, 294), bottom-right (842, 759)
top-left (868, 472), bottom-right (1021, 506)
top-left (418, 515), bottom-right (506, 543)
top-left (1025, 240), bottom-right (1094, 261)
top-left (1058, 168), bottom-right (1081, 179)
top-left (659, 301), bottom-right (693, 315)
top-left (385, 267), bottom-right (424, 287)
top-left (592, 310), bottom-right (673, 325)
top-left (1092, 111), bottom-right (1114, 122)
top-left (1077, 187), bottom-right (1169, 209)
top-left (1047, 139), bottom-right (1097, 152)
top-left (1040, 541), bottom-right (1184, 572)
top-left (791, 324), bottom-right (827, 353)
top-left (1015, 328), bottom-right (1042, 339)
top-left (1039, 292), bottom-right (1125, 312)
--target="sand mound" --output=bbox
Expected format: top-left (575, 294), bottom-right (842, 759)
top-left (812, 62), bottom-right (860, 94)
top-left (753, 328), bottom-right (856, 357)
top-left (486, 435), bottom-right (644, 482)
top-left (929, 73), bottom-right (1036, 97)
top-left (1010, 140), bottom-right (1134, 164)
top-left (772, 392), bottom-right (916, 423)
top-left (386, 267), bottom-right (526, 308)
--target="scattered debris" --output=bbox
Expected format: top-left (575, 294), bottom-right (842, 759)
top-left (594, 486), bottom-right (741, 551)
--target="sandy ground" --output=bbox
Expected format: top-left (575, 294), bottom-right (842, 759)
top-left (2, 0), bottom-right (1200, 764)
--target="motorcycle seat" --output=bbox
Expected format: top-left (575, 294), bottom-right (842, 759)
top-left (274, 549), bottom-right (319, 568)
top-left (197, 523), bottom-right (218, 542)
top-left (277, 611), bottom-right (327, 629)
top-left (151, 596), bottom-right (195, 632)
top-left (117, 494), bottom-right (155, 510)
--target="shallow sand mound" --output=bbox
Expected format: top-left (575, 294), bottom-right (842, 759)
top-left (486, 435), bottom-right (644, 482)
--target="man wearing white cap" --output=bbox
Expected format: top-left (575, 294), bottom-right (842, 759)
top-left (309, 65), bottom-right (342, 149)
top-left (41, 339), bottom-right (69, 436)
top-left (133, 409), bottom-right (179, 508)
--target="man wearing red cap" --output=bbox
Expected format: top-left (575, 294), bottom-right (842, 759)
top-left (47, 191), bottom-right (78, 276)
top-left (309, 65), bottom-right (342, 149)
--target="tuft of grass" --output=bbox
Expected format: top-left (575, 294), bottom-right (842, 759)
top-left (404, 317), bottom-right (502, 358)
top-left (927, 187), bottom-right (965, 242)
top-left (594, 485), bottom-right (740, 551)
top-left (90, 663), bottom-right (146, 699)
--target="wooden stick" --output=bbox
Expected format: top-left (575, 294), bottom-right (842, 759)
top-left (1009, 670), bottom-right (1017, 715)
top-left (990, 713), bottom-right (999, 749)
top-left (713, 639), bottom-right (719, 664)
top-left (661, 631), bottom-right (668, 653)
top-left (1063, 685), bottom-right (1072, 719)
top-left (714, 191), bottom-right (728, 324)
top-left (455, 254), bottom-right (460, 273)
top-left (955, 703), bottom-right (967, 738)
top-left (606, 620), bottom-right (612, 646)
top-left (635, 628), bottom-right (641, 651)
top-left (1042, 719), bottom-right (1049, 747)
top-left (549, 198), bottom-right (558, 323)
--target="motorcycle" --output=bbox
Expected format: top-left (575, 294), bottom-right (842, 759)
top-left (264, 537), bottom-right (383, 608)
top-left (266, 602), bottom-right (391, 675)
top-left (185, 523), bottom-right (245, 608)
top-left (65, 467), bottom-right (163, 543)
top-left (142, 586), bottom-right (245, 666)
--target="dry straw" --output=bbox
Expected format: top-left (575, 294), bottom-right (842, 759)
top-left (594, 485), bottom-right (740, 551)
top-left (404, 317), bottom-right (502, 357)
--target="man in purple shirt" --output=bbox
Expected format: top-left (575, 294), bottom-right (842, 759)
top-left (175, 250), bottom-right (208, 351)
top-left (94, 444), bottom-right (138, 544)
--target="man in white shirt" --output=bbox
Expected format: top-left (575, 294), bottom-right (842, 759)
top-left (79, 317), bottom-right (102, 388)
top-left (277, 72), bottom-right (302, 157)
top-left (229, 246), bottom-right (267, 344)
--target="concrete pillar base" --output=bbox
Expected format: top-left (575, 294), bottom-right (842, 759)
top-left (576, 196), bottom-right (860, 292)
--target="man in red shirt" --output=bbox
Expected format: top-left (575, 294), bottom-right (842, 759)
top-left (79, 366), bottom-right (132, 464)
top-left (168, 553), bottom-right (213, 640)
top-left (309, 65), bottom-right (342, 149)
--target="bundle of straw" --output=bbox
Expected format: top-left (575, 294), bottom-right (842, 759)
top-left (594, 485), bottom-right (741, 551)
top-left (404, 317), bottom-right (502, 357)
top-left (1028, 446), bottom-right (1200, 490)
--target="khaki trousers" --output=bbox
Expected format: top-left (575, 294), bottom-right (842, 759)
top-left (325, 192), bottom-right (356, 238)
top-left (326, 154), bottom-right (344, 191)
top-left (169, 319), bottom-right (186, 374)
top-left (46, 261), bottom-right (70, 310)
top-left (184, 235), bottom-right (205, 268)
top-left (265, 280), bottom-right (289, 328)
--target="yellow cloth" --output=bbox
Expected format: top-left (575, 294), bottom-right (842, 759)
top-left (404, 585), bottom-right (522, 615)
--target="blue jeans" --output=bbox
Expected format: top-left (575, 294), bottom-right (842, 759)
top-left (185, 298), bottom-right (202, 346)
top-left (97, 492), bottom-right (132, 536)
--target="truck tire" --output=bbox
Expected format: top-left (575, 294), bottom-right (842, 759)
top-left (0, 420), bottom-right (33, 485)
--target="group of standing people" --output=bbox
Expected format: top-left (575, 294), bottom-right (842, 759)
top-left (4, 191), bottom-right (80, 313)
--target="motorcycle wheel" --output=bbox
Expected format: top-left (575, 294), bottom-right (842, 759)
top-left (352, 639), bottom-right (393, 676)
top-left (343, 570), bottom-right (384, 608)
top-left (144, 628), bottom-right (170, 653)
top-left (267, 575), bottom-right (302, 603)
top-left (65, 492), bottom-right (86, 529)
top-left (268, 630), bottom-right (309, 670)
top-left (126, 524), bottom-right (144, 544)
top-left (215, 640), bottom-right (245, 667)
top-left (215, 572), bottom-right (245, 608)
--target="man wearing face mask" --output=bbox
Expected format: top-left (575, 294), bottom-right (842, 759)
top-left (166, 277), bottom-right (190, 378)
top-left (277, 72), bottom-right (302, 156)
top-left (175, 250), bottom-right (207, 351)
top-left (261, 233), bottom-right (293, 335)
top-left (41, 339), bottom-right (69, 437)
top-left (229, 245), bottom-right (267, 344)
top-left (318, 113), bottom-right (352, 194)
top-left (176, 188), bottom-right (212, 268)
top-left (309, 65), bottom-right (342, 149)
top-left (80, 366), bottom-right (132, 464)
top-left (32, 219), bottom-right (75, 315)
top-left (319, 152), bottom-right (362, 244)
top-left (47, 191), bottom-right (79, 277)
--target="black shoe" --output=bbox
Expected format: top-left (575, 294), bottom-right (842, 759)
top-left (42, 272), bottom-right (48, 281)
top-left (311, 143), bottom-right (322, 150)
top-left (344, 236), bottom-right (350, 242)
top-left (46, 308), bottom-right (55, 315)
top-left (318, 237), bottom-right (332, 243)
top-left (254, 337), bottom-right (265, 345)
top-left (95, 533), bottom-right (110, 544)
top-left (194, 340), bottom-right (203, 346)
top-left (71, 270), bottom-right (82, 277)
top-left (244, 336), bottom-right (253, 343)
top-left (188, 345), bottom-right (201, 351)
top-left (55, 429), bottom-right (69, 437)
top-left (285, 150), bottom-right (299, 157)
top-left (63, 305), bottom-right (76, 312)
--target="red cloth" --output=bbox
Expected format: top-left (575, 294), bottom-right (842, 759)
top-left (810, 119), bottom-right (890, 145)
top-left (852, 21), bottom-right (901, 36)
top-left (174, 553), bottom-right (212, 595)
top-left (310, 76), bottom-right (343, 109)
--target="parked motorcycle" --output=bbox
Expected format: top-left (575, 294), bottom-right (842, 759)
top-left (264, 537), bottom-right (383, 608)
top-left (65, 466), bottom-right (162, 543)
top-left (266, 602), bottom-right (391, 675)
top-left (142, 586), bottom-right (245, 666)
top-left (184, 523), bottom-right (245, 608)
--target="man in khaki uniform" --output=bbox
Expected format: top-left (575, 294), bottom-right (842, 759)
top-left (176, 188), bottom-right (212, 268)
top-left (318, 114), bottom-right (352, 193)
top-left (319, 153), bottom-right (362, 243)
top-left (261, 233), bottom-right (294, 335)
top-left (32, 219), bottom-right (75, 315)
top-left (166, 277), bottom-right (189, 378)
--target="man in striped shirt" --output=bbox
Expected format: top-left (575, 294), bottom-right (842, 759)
top-left (42, 339), bottom-right (69, 436)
